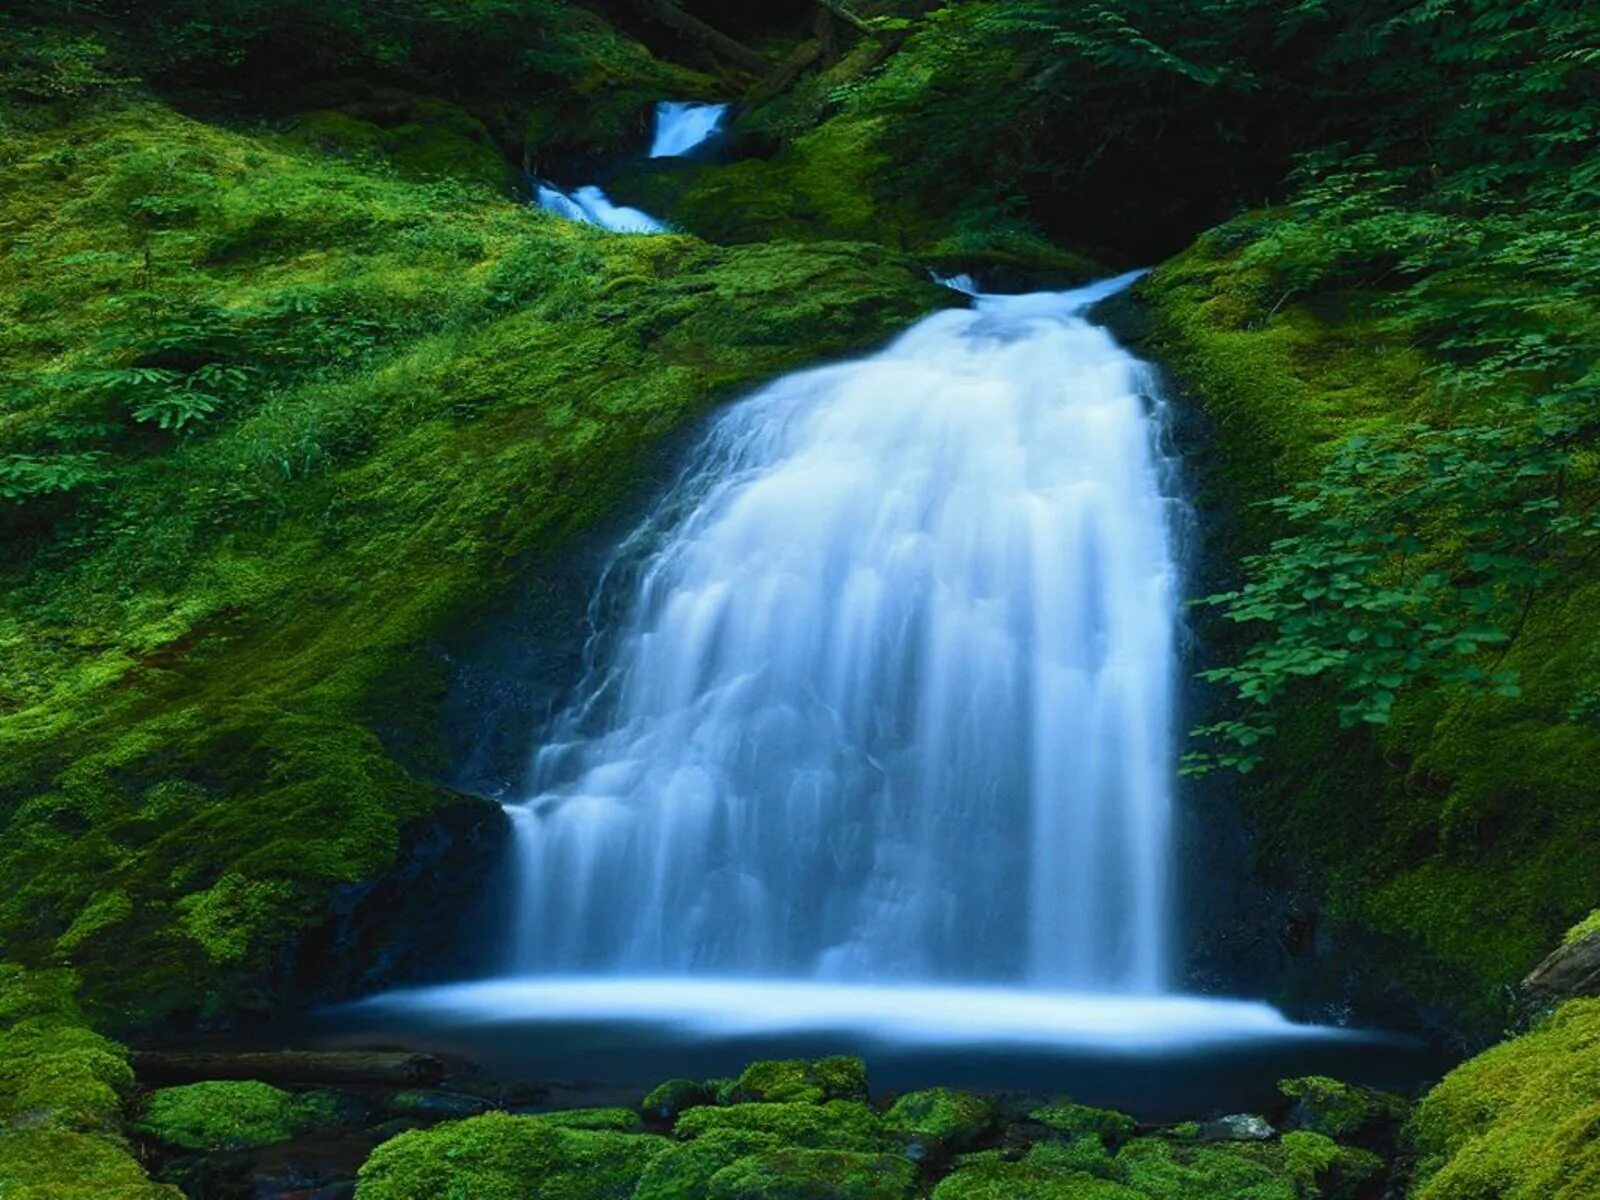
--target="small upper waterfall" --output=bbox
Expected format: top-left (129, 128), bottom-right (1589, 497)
top-left (508, 271), bottom-right (1183, 993)
top-left (535, 101), bottom-right (729, 233)
top-left (650, 101), bottom-right (729, 158)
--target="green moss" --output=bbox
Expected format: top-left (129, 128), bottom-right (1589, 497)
top-left (1025, 1138), bottom-right (1117, 1179)
top-left (1114, 1138), bottom-right (1298, 1200)
top-left (1562, 907), bottom-right (1600, 946)
top-left (354, 1112), bottom-right (668, 1200)
top-left (1029, 1102), bottom-right (1137, 1149)
top-left (635, 1129), bottom-right (784, 1200)
top-left (882, 1088), bottom-right (994, 1147)
top-left (0, 964), bottom-right (174, 1198)
top-left (675, 1102), bottom-right (883, 1151)
top-left (642, 1078), bottom-right (718, 1122)
top-left (0, 1129), bottom-right (181, 1200)
top-left (134, 1080), bottom-right (336, 1150)
top-left (728, 1056), bottom-right (870, 1105)
top-left (706, 1147), bottom-right (918, 1200)
top-left (0, 80), bottom-right (942, 1024)
top-left (290, 99), bottom-right (512, 191)
top-left (1278, 1076), bottom-right (1406, 1142)
top-left (1409, 998), bottom-right (1600, 1200)
top-left (931, 1151), bottom-right (1144, 1200)
top-left (1277, 1132), bottom-right (1382, 1200)
top-left (527, 1107), bottom-right (640, 1132)
top-left (1140, 224), bottom-right (1600, 1025)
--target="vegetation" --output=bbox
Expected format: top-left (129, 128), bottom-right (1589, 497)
top-left (133, 1080), bottom-right (337, 1150)
top-left (0, 1), bottom-right (1596, 1198)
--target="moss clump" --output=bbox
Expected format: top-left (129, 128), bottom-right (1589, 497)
top-left (1278, 1076), bottom-right (1406, 1143)
top-left (635, 1129), bottom-right (784, 1200)
top-left (1030, 1102), bottom-right (1138, 1150)
top-left (675, 1102), bottom-right (883, 1151)
top-left (642, 1078), bottom-right (718, 1122)
top-left (706, 1147), bottom-right (917, 1200)
top-left (527, 1107), bottom-right (640, 1132)
top-left (883, 1088), bottom-right (994, 1147)
top-left (134, 1080), bottom-right (337, 1150)
top-left (0, 964), bottom-right (176, 1198)
top-left (1114, 1137), bottom-right (1298, 1200)
top-left (1564, 908), bottom-right (1600, 946)
top-left (0, 1129), bottom-right (181, 1200)
top-left (354, 1111), bottom-right (667, 1200)
top-left (931, 1151), bottom-right (1143, 1200)
top-left (1409, 998), bottom-right (1600, 1200)
top-left (1278, 1132), bottom-right (1383, 1200)
top-left (728, 1057), bottom-right (870, 1105)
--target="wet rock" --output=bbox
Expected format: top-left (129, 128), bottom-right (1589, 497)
top-left (1197, 1113), bottom-right (1274, 1141)
top-left (383, 1090), bottom-right (490, 1120)
top-left (1524, 927), bottom-right (1600, 1003)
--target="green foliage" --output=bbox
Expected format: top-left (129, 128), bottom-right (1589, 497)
top-left (134, 1080), bottom-right (336, 1150)
top-left (0, 1129), bottom-right (181, 1200)
top-left (354, 1112), bottom-right (668, 1200)
top-left (1409, 999), bottom-right (1600, 1200)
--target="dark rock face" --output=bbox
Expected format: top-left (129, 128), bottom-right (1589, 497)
top-left (293, 797), bottom-right (513, 1003)
top-left (1524, 930), bottom-right (1600, 1004)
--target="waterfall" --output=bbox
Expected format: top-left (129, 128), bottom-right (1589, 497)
top-left (650, 102), bottom-right (729, 158)
top-left (534, 101), bottom-right (729, 233)
top-left (507, 270), bottom-right (1183, 993)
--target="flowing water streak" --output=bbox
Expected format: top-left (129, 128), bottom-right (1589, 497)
top-left (534, 101), bottom-right (729, 232)
top-left (509, 271), bottom-right (1184, 992)
top-left (650, 101), bottom-right (730, 158)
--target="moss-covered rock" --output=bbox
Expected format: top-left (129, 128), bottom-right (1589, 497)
top-left (1029, 1102), bottom-right (1138, 1150)
top-left (706, 1147), bottom-right (918, 1200)
top-left (931, 1150), bottom-right (1144, 1200)
top-left (527, 1106), bottom-right (641, 1132)
top-left (727, 1056), bottom-right (870, 1105)
top-left (675, 1101), bottom-right (883, 1151)
top-left (1409, 998), bottom-right (1600, 1200)
top-left (642, 1077), bottom-right (719, 1123)
top-left (635, 1129), bottom-right (785, 1200)
top-left (353, 1111), bottom-right (668, 1200)
top-left (0, 964), bottom-right (176, 1198)
top-left (1115, 1137), bottom-right (1299, 1200)
top-left (134, 1080), bottom-right (337, 1150)
top-left (883, 1088), bottom-right (995, 1147)
top-left (1278, 1076), bottom-right (1406, 1144)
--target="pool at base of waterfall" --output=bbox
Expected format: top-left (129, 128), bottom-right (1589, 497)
top-left (302, 979), bottom-right (1447, 1121)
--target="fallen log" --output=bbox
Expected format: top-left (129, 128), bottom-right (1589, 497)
top-left (632, 0), bottom-right (772, 76)
top-left (132, 1050), bottom-right (447, 1088)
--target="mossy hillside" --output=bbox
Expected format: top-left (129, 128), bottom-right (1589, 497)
top-left (1409, 998), bottom-right (1600, 1200)
top-left (0, 964), bottom-right (178, 1200)
top-left (0, 81), bottom-right (947, 1025)
top-left (133, 1080), bottom-right (337, 1150)
top-left (1139, 230), bottom-right (1600, 1026)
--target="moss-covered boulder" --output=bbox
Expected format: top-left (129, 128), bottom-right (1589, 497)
top-left (635, 1129), bottom-right (785, 1200)
top-left (527, 1107), bottom-right (641, 1132)
top-left (676, 1101), bottom-right (884, 1151)
top-left (353, 1111), bottom-right (668, 1200)
top-left (1029, 1101), bottom-right (1138, 1150)
top-left (1278, 1076), bottom-right (1407, 1145)
top-left (642, 1077), bottom-right (719, 1123)
top-left (1409, 998), bottom-right (1600, 1200)
top-left (134, 1080), bottom-right (337, 1151)
top-left (706, 1147), bottom-right (918, 1200)
top-left (931, 1150), bottom-right (1143, 1200)
top-left (727, 1056), bottom-right (870, 1105)
top-left (883, 1088), bottom-right (995, 1148)
top-left (0, 964), bottom-right (177, 1198)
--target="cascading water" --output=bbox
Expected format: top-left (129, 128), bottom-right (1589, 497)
top-left (508, 271), bottom-right (1181, 993)
top-left (534, 101), bottom-right (729, 233)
